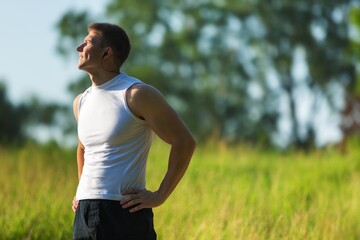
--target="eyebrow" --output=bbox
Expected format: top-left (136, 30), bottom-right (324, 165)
top-left (84, 35), bottom-right (100, 44)
top-left (83, 37), bottom-right (92, 43)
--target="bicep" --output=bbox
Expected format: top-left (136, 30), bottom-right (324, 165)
top-left (129, 85), bottom-right (190, 144)
top-left (148, 101), bottom-right (187, 144)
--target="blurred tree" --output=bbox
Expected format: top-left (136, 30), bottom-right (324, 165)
top-left (350, 6), bottom-right (360, 95)
top-left (56, 1), bottom-right (274, 145)
top-left (0, 80), bottom-right (67, 145)
top-left (0, 81), bottom-right (27, 144)
top-left (209, 0), bottom-right (356, 148)
top-left (335, 5), bottom-right (360, 152)
top-left (55, 0), bottom-right (358, 148)
top-left (244, 0), bottom-right (357, 148)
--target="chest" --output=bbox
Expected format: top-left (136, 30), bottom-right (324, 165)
top-left (77, 91), bottom-right (135, 146)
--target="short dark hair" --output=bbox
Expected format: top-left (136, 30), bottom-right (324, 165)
top-left (88, 23), bottom-right (131, 67)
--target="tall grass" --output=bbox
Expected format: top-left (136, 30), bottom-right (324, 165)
top-left (0, 144), bottom-right (76, 239)
top-left (0, 139), bottom-right (359, 239)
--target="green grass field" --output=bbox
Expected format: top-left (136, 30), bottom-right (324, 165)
top-left (0, 139), bottom-right (359, 239)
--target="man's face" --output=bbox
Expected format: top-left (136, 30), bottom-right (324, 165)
top-left (76, 30), bottom-right (104, 72)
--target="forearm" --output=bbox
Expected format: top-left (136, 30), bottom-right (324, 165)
top-left (157, 137), bottom-right (196, 202)
top-left (77, 144), bottom-right (85, 180)
top-left (73, 143), bottom-right (84, 209)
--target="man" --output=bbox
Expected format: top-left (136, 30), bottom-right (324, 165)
top-left (71, 23), bottom-right (196, 239)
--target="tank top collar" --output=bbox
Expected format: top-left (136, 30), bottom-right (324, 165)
top-left (92, 73), bottom-right (123, 91)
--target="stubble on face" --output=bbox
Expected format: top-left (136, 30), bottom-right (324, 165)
top-left (77, 31), bottom-right (104, 71)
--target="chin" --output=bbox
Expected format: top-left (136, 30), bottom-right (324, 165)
top-left (77, 64), bottom-right (84, 70)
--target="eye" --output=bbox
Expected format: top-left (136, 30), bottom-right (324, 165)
top-left (82, 40), bottom-right (90, 46)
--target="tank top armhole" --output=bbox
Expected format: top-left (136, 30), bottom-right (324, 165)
top-left (78, 87), bottom-right (91, 114)
top-left (124, 82), bottom-right (146, 123)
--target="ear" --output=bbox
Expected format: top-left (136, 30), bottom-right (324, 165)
top-left (102, 47), bottom-right (112, 58)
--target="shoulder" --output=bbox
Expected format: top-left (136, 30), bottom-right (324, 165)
top-left (126, 84), bottom-right (170, 119)
top-left (127, 83), bottom-right (161, 101)
top-left (73, 93), bottom-right (83, 110)
top-left (126, 83), bottom-right (164, 104)
top-left (73, 93), bottom-right (83, 121)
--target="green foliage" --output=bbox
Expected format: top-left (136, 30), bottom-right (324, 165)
top-left (0, 81), bottom-right (28, 144)
top-left (250, 0), bottom-right (356, 147)
top-left (0, 81), bottom-right (68, 146)
top-left (350, 6), bottom-right (360, 96)
top-left (55, 1), bottom-right (358, 148)
top-left (1, 140), bottom-right (360, 239)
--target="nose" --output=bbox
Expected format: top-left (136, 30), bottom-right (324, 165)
top-left (76, 43), bottom-right (85, 52)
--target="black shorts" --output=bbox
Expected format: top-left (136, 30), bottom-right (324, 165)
top-left (73, 199), bottom-right (157, 240)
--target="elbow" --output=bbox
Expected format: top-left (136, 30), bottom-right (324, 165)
top-left (170, 131), bottom-right (196, 155)
top-left (191, 136), bottom-right (197, 150)
top-left (174, 132), bottom-right (196, 155)
top-left (187, 134), bottom-right (197, 155)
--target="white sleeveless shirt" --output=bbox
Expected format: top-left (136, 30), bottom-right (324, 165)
top-left (75, 73), bottom-right (154, 201)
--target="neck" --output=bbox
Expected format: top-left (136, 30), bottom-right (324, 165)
top-left (88, 71), bottom-right (120, 86)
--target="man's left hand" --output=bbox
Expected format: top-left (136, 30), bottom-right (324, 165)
top-left (120, 189), bottom-right (164, 213)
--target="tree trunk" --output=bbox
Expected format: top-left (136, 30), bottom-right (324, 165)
top-left (283, 75), bottom-right (304, 148)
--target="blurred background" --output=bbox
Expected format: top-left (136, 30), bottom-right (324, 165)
top-left (1, 0), bottom-right (360, 151)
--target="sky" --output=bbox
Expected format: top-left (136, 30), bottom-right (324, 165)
top-left (0, 0), bottom-right (108, 105)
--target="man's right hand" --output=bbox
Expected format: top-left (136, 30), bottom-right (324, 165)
top-left (72, 197), bottom-right (79, 212)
